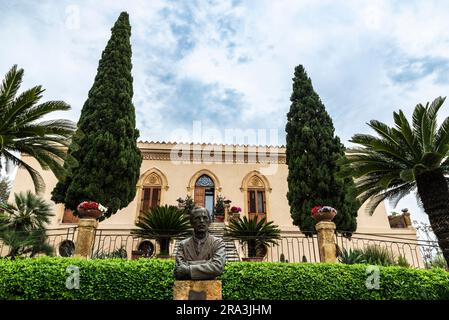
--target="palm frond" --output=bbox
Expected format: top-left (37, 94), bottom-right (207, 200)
top-left (0, 65), bottom-right (23, 110)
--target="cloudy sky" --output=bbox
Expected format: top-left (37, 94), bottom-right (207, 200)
top-left (2, 0), bottom-right (449, 224)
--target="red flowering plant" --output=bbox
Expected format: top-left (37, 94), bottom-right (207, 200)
top-left (230, 206), bottom-right (242, 213)
top-left (77, 201), bottom-right (108, 213)
top-left (311, 205), bottom-right (323, 217)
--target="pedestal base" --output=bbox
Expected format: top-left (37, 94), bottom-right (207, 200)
top-left (315, 221), bottom-right (337, 263)
top-left (173, 280), bottom-right (222, 300)
top-left (74, 218), bottom-right (98, 259)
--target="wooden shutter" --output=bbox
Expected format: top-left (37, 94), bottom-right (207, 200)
top-left (248, 190), bottom-right (256, 213)
top-left (141, 188), bottom-right (152, 213)
top-left (257, 190), bottom-right (265, 214)
top-left (194, 187), bottom-right (206, 207)
top-left (151, 188), bottom-right (161, 208)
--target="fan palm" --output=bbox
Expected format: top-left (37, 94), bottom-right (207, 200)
top-left (225, 216), bottom-right (281, 258)
top-left (0, 65), bottom-right (76, 194)
top-left (346, 96), bottom-right (449, 265)
top-left (131, 205), bottom-right (192, 256)
top-left (0, 191), bottom-right (54, 258)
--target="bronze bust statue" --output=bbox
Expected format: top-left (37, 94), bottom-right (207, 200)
top-left (175, 207), bottom-right (226, 280)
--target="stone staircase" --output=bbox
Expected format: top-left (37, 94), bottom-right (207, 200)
top-left (173, 222), bottom-right (240, 262)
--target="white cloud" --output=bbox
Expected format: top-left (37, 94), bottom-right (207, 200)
top-left (2, 0), bottom-right (449, 222)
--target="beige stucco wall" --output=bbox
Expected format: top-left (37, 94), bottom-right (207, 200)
top-left (8, 142), bottom-right (417, 239)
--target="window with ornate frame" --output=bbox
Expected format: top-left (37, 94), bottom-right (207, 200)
top-left (136, 169), bottom-right (168, 220)
top-left (241, 171), bottom-right (271, 221)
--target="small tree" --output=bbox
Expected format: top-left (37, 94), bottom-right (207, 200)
top-left (131, 205), bottom-right (192, 257)
top-left (285, 65), bottom-right (360, 235)
top-left (225, 216), bottom-right (281, 258)
top-left (0, 191), bottom-right (54, 259)
top-left (51, 12), bottom-right (142, 219)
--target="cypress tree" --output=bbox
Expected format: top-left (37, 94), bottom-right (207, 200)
top-left (51, 12), bottom-right (142, 219)
top-left (285, 65), bottom-right (359, 235)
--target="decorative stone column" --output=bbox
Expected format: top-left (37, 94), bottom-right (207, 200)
top-left (74, 218), bottom-right (98, 259)
top-left (173, 280), bottom-right (222, 300)
top-left (315, 221), bottom-right (337, 263)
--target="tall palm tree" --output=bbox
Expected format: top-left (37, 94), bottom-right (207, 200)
top-left (0, 191), bottom-right (54, 258)
top-left (0, 65), bottom-right (76, 193)
top-left (346, 96), bottom-right (449, 265)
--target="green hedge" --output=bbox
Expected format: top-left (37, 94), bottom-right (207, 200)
top-left (0, 257), bottom-right (448, 300)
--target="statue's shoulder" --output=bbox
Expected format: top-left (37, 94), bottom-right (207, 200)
top-left (208, 234), bottom-right (225, 245)
top-left (179, 237), bottom-right (192, 246)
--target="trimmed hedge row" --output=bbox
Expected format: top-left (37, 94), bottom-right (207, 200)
top-left (0, 257), bottom-right (448, 300)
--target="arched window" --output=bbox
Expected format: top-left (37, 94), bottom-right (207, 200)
top-left (247, 176), bottom-right (266, 216)
top-left (194, 174), bottom-right (215, 215)
top-left (241, 171), bottom-right (271, 221)
top-left (140, 172), bottom-right (162, 214)
top-left (135, 168), bottom-right (169, 222)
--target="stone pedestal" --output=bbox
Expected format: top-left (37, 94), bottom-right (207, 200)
top-left (315, 221), bottom-right (337, 263)
top-left (74, 218), bottom-right (98, 259)
top-left (173, 280), bottom-right (222, 300)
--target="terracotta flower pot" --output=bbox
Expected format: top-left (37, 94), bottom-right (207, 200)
top-left (215, 215), bottom-right (225, 222)
top-left (312, 210), bottom-right (336, 222)
top-left (77, 208), bottom-right (103, 219)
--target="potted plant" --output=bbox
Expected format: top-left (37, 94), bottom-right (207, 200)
top-left (214, 195), bottom-right (226, 222)
top-left (311, 205), bottom-right (337, 222)
top-left (131, 205), bottom-right (192, 258)
top-left (225, 215), bottom-right (281, 262)
top-left (77, 201), bottom-right (108, 219)
top-left (176, 195), bottom-right (194, 215)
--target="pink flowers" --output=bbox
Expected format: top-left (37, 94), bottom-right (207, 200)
top-left (230, 206), bottom-right (242, 213)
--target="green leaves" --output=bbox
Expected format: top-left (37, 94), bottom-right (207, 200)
top-left (0, 258), bottom-right (447, 300)
top-left (0, 191), bottom-right (54, 258)
top-left (0, 65), bottom-right (75, 194)
top-left (286, 65), bottom-right (359, 234)
top-left (132, 205), bottom-right (192, 239)
top-left (51, 12), bottom-right (141, 218)
top-left (347, 96), bottom-right (449, 215)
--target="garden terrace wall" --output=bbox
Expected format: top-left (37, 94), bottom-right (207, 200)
top-left (0, 257), bottom-right (448, 300)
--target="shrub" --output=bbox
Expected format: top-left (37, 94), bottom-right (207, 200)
top-left (0, 257), bottom-right (175, 300)
top-left (221, 262), bottom-right (449, 300)
top-left (0, 258), bottom-right (448, 300)
top-left (396, 254), bottom-right (411, 268)
top-left (338, 248), bottom-right (366, 265)
top-left (426, 255), bottom-right (448, 270)
top-left (361, 245), bottom-right (396, 266)
top-left (92, 247), bottom-right (128, 259)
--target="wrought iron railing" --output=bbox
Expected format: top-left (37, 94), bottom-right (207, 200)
top-left (0, 227), bottom-right (78, 258)
top-left (1, 227), bottom-right (442, 269)
top-left (335, 232), bottom-right (441, 268)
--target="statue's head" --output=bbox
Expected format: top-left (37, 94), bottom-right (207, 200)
top-left (190, 207), bottom-right (210, 234)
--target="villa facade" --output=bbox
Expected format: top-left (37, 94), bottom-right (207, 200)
top-left (7, 141), bottom-right (423, 264)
